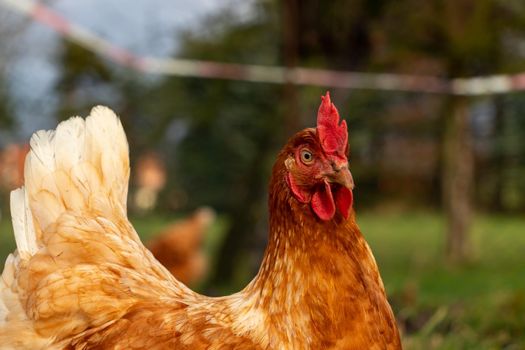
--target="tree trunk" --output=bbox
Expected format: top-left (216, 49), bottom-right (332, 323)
top-left (442, 96), bottom-right (474, 263)
top-left (491, 97), bottom-right (504, 211)
top-left (204, 136), bottom-right (274, 294)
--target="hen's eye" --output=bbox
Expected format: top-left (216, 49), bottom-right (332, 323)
top-left (300, 149), bottom-right (314, 164)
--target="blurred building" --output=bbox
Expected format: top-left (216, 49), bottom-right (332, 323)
top-left (0, 143), bottom-right (29, 221)
top-left (0, 143), bottom-right (29, 191)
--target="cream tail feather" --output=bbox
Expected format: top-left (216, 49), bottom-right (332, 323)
top-left (0, 106), bottom-right (131, 348)
top-left (23, 107), bottom-right (130, 238)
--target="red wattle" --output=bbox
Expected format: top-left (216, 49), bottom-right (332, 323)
top-left (335, 186), bottom-right (353, 219)
top-left (311, 181), bottom-right (336, 221)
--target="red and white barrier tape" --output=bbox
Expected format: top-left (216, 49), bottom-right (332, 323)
top-left (3, 0), bottom-right (525, 95)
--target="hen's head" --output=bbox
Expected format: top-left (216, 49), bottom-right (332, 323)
top-left (283, 92), bottom-right (354, 221)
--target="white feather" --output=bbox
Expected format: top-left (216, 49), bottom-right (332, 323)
top-left (10, 188), bottom-right (37, 258)
top-left (54, 116), bottom-right (85, 171)
top-left (0, 255), bottom-right (15, 324)
top-left (24, 131), bottom-right (56, 200)
top-left (85, 106), bottom-right (129, 208)
top-left (0, 105), bottom-right (131, 347)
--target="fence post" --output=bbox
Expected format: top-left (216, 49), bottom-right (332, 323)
top-left (443, 95), bottom-right (474, 262)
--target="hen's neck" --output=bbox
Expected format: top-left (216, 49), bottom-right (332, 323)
top-left (239, 155), bottom-right (378, 346)
top-left (248, 166), bottom-right (366, 300)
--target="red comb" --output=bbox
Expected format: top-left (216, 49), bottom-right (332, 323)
top-left (317, 91), bottom-right (348, 156)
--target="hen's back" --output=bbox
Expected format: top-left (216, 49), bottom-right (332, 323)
top-left (0, 108), bottom-right (198, 348)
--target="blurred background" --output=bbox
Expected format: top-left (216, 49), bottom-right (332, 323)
top-left (0, 0), bottom-right (524, 348)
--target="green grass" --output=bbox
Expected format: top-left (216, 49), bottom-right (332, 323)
top-left (0, 217), bottom-right (15, 262)
top-left (1, 210), bottom-right (524, 348)
top-left (358, 211), bottom-right (525, 349)
top-left (360, 212), bottom-right (525, 301)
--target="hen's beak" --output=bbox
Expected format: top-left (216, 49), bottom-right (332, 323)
top-left (325, 162), bottom-right (354, 190)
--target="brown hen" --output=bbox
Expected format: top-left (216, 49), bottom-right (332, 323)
top-left (0, 93), bottom-right (401, 349)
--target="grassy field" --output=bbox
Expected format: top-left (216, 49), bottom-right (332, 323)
top-left (358, 211), bottom-right (525, 349)
top-left (0, 210), bottom-right (523, 349)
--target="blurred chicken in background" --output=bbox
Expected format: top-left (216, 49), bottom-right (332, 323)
top-left (147, 206), bottom-right (216, 286)
top-left (133, 151), bottom-right (167, 213)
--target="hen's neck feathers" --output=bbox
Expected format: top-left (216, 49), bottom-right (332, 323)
top-left (235, 145), bottom-right (390, 347)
